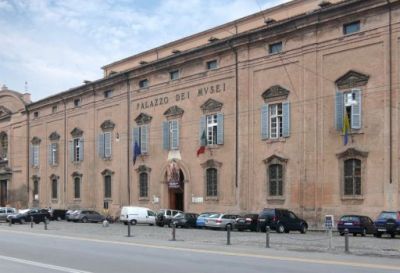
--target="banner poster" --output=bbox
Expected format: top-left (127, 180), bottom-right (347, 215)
top-left (167, 161), bottom-right (181, 189)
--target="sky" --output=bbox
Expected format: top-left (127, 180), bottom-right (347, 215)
top-left (0, 0), bottom-right (289, 101)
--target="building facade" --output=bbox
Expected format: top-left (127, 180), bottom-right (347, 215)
top-left (1, 0), bottom-right (399, 227)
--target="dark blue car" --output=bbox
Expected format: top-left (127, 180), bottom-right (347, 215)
top-left (337, 215), bottom-right (375, 236)
top-left (374, 211), bottom-right (400, 238)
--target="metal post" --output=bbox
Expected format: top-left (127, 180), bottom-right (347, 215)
top-left (44, 217), bottom-right (48, 230)
top-left (266, 226), bottom-right (270, 248)
top-left (171, 223), bottom-right (176, 241)
top-left (9, 219), bottom-right (12, 226)
top-left (30, 216), bottom-right (33, 228)
top-left (226, 225), bottom-right (231, 245)
top-left (127, 221), bottom-right (131, 237)
top-left (344, 228), bottom-right (349, 253)
top-left (328, 229), bottom-right (333, 250)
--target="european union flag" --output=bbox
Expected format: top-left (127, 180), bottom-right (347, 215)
top-left (343, 112), bottom-right (350, 145)
top-left (133, 141), bottom-right (141, 165)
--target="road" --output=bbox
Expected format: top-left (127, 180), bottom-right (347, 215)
top-left (0, 230), bottom-right (399, 273)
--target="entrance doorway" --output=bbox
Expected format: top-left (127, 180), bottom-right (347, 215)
top-left (168, 169), bottom-right (184, 211)
top-left (0, 180), bottom-right (7, 206)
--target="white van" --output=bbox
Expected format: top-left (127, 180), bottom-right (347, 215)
top-left (119, 206), bottom-right (156, 225)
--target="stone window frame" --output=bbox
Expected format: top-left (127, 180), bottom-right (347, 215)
top-left (48, 132), bottom-right (60, 167)
top-left (31, 175), bottom-right (40, 202)
top-left (101, 169), bottom-right (114, 200)
top-left (50, 174), bottom-right (60, 202)
top-left (71, 172), bottom-right (83, 201)
top-left (263, 155), bottom-right (288, 201)
top-left (70, 128), bottom-right (84, 163)
top-left (135, 165), bottom-right (151, 201)
top-left (336, 148), bottom-right (368, 200)
top-left (200, 98), bottom-right (224, 148)
top-left (201, 159), bottom-right (222, 201)
top-left (0, 131), bottom-right (8, 160)
top-left (99, 120), bottom-right (115, 160)
top-left (134, 113), bottom-right (152, 156)
top-left (30, 137), bottom-right (41, 168)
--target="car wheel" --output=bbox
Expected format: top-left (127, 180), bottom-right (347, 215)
top-left (353, 233), bottom-right (357, 237)
top-left (300, 224), bottom-right (308, 234)
top-left (81, 217), bottom-right (88, 223)
top-left (225, 224), bottom-right (232, 231)
top-left (130, 219), bottom-right (137, 225)
top-left (361, 228), bottom-right (367, 237)
top-left (277, 224), bottom-right (285, 233)
top-left (339, 232), bottom-right (344, 236)
top-left (149, 224), bottom-right (154, 226)
top-left (374, 232), bottom-right (382, 238)
top-left (390, 233), bottom-right (396, 238)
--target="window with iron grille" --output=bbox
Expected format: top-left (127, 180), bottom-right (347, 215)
top-left (51, 179), bottom-right (58, 199)
top-left (269, 164), bottom-right (283, 196)
top-left (74, 177), bottom-right (80, 199)
top-left (344, 159), bottom-right (361, 195)
top-left (206, 168), bottom-right (218, 197)
top-left (104, 175), bottom-right (112, 199)
top-left (139, 172), bottom-right (148, 198)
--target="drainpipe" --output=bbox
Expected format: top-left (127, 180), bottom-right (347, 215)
top-left (63, 99), bottom-right (67, 205)
top-left (126, 74), bottom-right (132, 204)
top-left (387, 0), bottom-right (393, 184)
top-left (26, 106), bottom-right (30, 206)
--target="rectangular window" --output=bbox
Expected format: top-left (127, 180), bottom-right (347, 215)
top-left (33, 112), bottom-right (39, 118)
top-left (269, 41), bottom-right (282, 54)
top-left (343, 21), bottom-right (360, 35)
top-left (206, 60), bottom-right (218, 70)
top-left (32, 145), bottom-right (39, 167)
top-left (343, 89), bottom-right (361, 129)
top-left (133, 126), bottom-right (148, 154)
top-left (52, 105), bottom-right (58, 113)
top-left (139, 79), bottom-right (149, 89)
top-left (98, 132), bottom-right (112, 159)
top-left (74, 98), bottom-right (81, 107)
top-left (104, 90), bottom-right (112, 98)
top-left (74, 177), bottom-right (80, 199)
top-left (51, 179), bottom-right (58, 199)
top-left (206, 114), bottom-right (218, 145)
top-left (269, 103), bottom-right (283, 139)
top-left (104, 175), bottom-right (112, 199)
top-left (72, 138), bottom-right (84, 162)
top-left (170, 70), bottom-right (180, 80)
top-left (50, 143), bottom-right (58, 165)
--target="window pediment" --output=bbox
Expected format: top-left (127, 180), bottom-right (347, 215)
top-left (49, 132), bottom-right (60, 141)
top-left (201, 159), bottom-right (222, 169)
top-left (135, 113), bottom-right (152, 125)
top-left (100, 120), bottom-right (115, 130)
top-left (49, 174), bottom-right (59, 180)
top-left (70, 127), bottom-right (83, 138)
top-left (262, 85), bottom-right (290, 102)
top-left (263, 154), bottom-right (288, 164)
top-left (164, 106), bottom-right (184, 118)
top-left (200, 98), bottom-right (223, 113)
top-left (135, 165), bottom-right (152, 173)
top-left (336, 148), bottom-right (368, 159)
top-left (335, 70), bottom-right (369, 90)
top-left (101, 169), bottom-right (115, 176)
top-left (71, 171), bottom-right (83, 177)
top-left (0, 106), bottom-right (12, 121)
top-left (31, 174), bottom-right (40, 181)
top-left (31, 137), bottom-right (41, 145)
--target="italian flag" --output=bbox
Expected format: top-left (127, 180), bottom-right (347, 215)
top-left (197, 130), bottom-right (206, 156)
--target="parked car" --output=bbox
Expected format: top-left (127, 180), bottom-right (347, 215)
top-left (205, 213), bottom-right (240, 230)
top-left (374, 211), bottom-right (400, 238)
top-left (171, 212), bottom-right (199, 228)
top-left (119, 206), bottom-right (156, 225)
top-left (257, 208), bottom-right (308, 234)
top-left (235, 213), bottom-right (259, 232)
top-left (69, 210), bottom-right (105, 223)
top-left (66, 210), bottom-right (78, 222)
top-left (337, 215), bottom-right (376, 236)
top-left (0, 207), bottom-right (17, 222)
top-left (156, 209), bottom-right (182, 227)
top-left (7, 208), bottom-right (50, 224)
top-left (48, 208), bottom-right (67, 221)
top-left (196, 212), bottom-right (217, 228)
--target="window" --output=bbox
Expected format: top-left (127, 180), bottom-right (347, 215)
top-left (33, 180), bottom-right (39, 200)
top-left (269, 164), bottom-right (283, 196)
top-left (206, 60), bottom-right (218, 70)
top-left (32, 144), bottom-right (40, 167)
top-left (133, 126), bottom-right (148, 154)
top-left (344, 159), bottom-right (361, 195)
top-left (98, 132), bottom-right (112, 159)
top-left (52, 105), bottom-right (57, 113)
top-left (261, 102), bottom-right (290, 140)
top-left (51, 179), bottom-right (58, 199)
top-left (74, 177), bottom-right (80, 199)
top-left (104, 90), bottom-right (113, 98)
top-left (206, 168), bottom-right (218, 197)
top-left (0, 133), bottom-right (7, 159)
top-left (269, 103), bottom-right (283, 139)
top-left (139, 172), bottom-right (148, 198)
top-left (269, 41), bottom-right (282, 54)
top-left (199, 113), bottom-right (224, 146)
top-left (139, 79), bottom-right (149, 89)
top-left (206, 114), bottom-right (218, 145)
top-left (335, 89), bottom-right (361, 130)
top-left (33, 112), bottom-right (39, 118)
top-left (71, 138), bottom-right (84, 162)
top-left (74, 98), bottom-right (81, 107)
top-left (343, 21), bottom-right (360, 35)
top-left (163, 120), bottom-right (179, 150)
top-left (49, 143), bottom-right (58, 166)
top-left (104, 175), bottom-right (112, 199)
top-left (170, 70), bottom-right (180, 80)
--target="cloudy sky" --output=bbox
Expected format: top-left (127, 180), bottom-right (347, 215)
top-left (0, 0), bottom-right (288, 101)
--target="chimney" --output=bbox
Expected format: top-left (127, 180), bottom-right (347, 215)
top-left (23, 93), bottom-right (31, 103)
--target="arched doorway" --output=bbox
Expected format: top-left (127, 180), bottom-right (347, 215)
top-left (165, 161), bottom-right (185, 211)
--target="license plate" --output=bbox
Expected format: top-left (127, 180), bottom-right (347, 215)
top-left (259, 219), bottom-right (265, 222)
top-left (344, 223), bottom-right (353, 225)
top-left (378, 228), bottom-right (386, 232)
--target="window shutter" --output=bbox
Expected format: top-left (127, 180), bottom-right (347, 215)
top-left (141, 125), bottom-right (148, 154)
top-left (53, 143), bottom-right (58, 165)
top-left (171, 120), bottom-right (179, 150)
top-left (69, 141), bottom-right (74, 162)
top-left (48, 144), bottom-right (52, 165)
top-left (29, 144), bottom-right (33, 166)
top-left (282, 101), bottom-right (290, 137)
top-left (98, 134), bottom-right (105, 158)
top-left (216, 113), bottom-right (224, 145)
top-left (261, 104), bottom-right (269, 140)
top-left (335, 91), bottom-right (344, 131)
top-left (162, 121), bottom-right (170, 150)
top-left (199, 115), bottom-right (206, 145)
top-left (79, 138), bottom-right (84, 161)
top-left (104, 132), bottom-right (112, 158)
top-left (351, 89), bottom-right (361, 129)
top-left (33, 145), bottom-right (39, 167)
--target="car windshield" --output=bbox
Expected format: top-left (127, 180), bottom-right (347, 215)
top-left (18, 209), bottom-right (30, 214)
top-left (378, 212), bottom-right (396, 220)
top-left (341, 216), bottom-right (359, 222)
top-left (174, 213), bottom-right (184, 219)
top-left (208, 214), bottom-right (221, 218)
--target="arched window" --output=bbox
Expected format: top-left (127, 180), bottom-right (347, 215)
top-left (104, 175), bottom-right (112, 199)
top-left (74, 177), bottom-right (81, 199)
top-left (206, 168), bottom-right (218, 197)
top-left (269, 164), bottom-right (283, 196)
top-left (344, 159), bottom-right (361, 195)
top-left (139, 172), bottom-right (148, 198)
top-left (51, 179), bottom-right (58, 199)
top-left (0, 132), bottom-right (7, 159)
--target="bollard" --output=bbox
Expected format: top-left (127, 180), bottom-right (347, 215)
top-left (344, 228), bottom-right (349, 253)
top-left (44, 217), bottom-right (48, 230)
top-left (127, 221), bottom-right (131, 237)
top-left (171, 223), bottom-right (176, 241)
top-left (30, 216), bottom-right (33, 228)
top-left (226, 225), bottom-right (231, 245)
top-left (266, 226), bottom-right (270, 248)
top-left (328, 228), bottom-right (333, 250)
top-left (9, 219), bottom-right (12, 226)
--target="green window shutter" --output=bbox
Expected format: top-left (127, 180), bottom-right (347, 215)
top-left (141, 125), bottom-right (148, 153)
top-left (282, 101), bottom-right (290, 137)
top-left (261, 104), bottom-right (269, 140)
top-left (29, 144), bottom-right (33, 166)
top-left (335, 91), bottom-right (344, 131)
top-left (199, 115), bottom-right (206, 146)
top-left (171, 120), bottom-right (179, 150)
top-left (351, 89), bottom-right (361, 129)
top-left (163, 121), bottom-right (170, 150)
top-left (216, 113), bottom-right (224, 145)
top-left (53, 143), bottom-right (58, 165)
top-left (69, 141), bottom-right (74, 162)
top-left (79, 138), bottom-right (84, 161)
top-left (104, 132), bottom-right (112, 158)
top-left (98, 133), bottom-right (104, 158)
top-left (48, 144), bottom-right (52, 165)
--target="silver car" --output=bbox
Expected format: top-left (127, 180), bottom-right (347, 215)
top-left (205, 213), bottom-right (240, 230)
top-left (0, 207), bottom-right (17, 222)
top-left (69, 210), bottom-right (105, 223)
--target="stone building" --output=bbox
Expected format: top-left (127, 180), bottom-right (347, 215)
top-left (1, 0), bottom-right (399, 227)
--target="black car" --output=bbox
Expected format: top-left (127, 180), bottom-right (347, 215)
top-left (48, 209), bottom-right (67, 221)
top-left (374, 211), bottom-right (400, 238)
top-left (8, 208), bottom-right (50, 224)
top-left (156, 209), bottom-right (182, 227)
top-left (337, 215), bottom-right (376, 236)
top-left (235, 214), bottom-right (258, 232)
top-left (171, 212), bottom-right (199, 228)
top-left (257, 208), bottom-right (308, 234)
